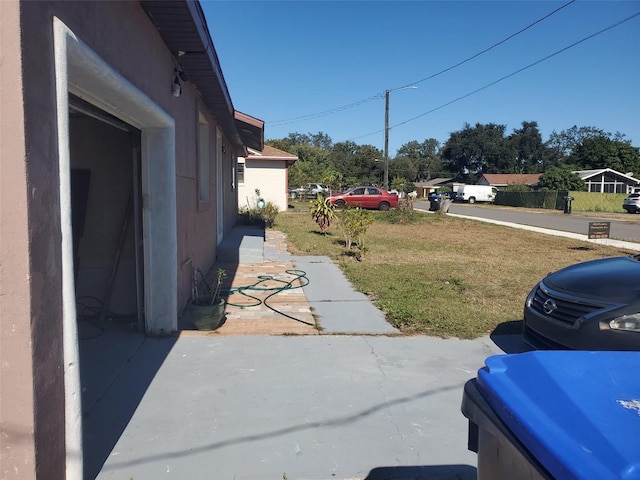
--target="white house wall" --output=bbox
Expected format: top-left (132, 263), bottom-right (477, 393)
top-left (239, 159), bottom-right (289, 212)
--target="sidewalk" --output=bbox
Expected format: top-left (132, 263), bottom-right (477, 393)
top-left (179, 227), bottom-right (399, 337)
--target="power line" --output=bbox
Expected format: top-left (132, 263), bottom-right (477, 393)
top-left (393, 0), bottom-right (576, 91)
top-left (350, 10), bottom-right (640, 143)
top-left (267, 94), bottom-right (382, 126)
top-left (265, 0), bottom-right (575, 127)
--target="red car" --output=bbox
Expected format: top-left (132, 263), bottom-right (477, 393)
top-left (329, 186), bottom-right (398, 211)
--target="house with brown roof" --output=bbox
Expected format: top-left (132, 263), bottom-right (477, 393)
top-left (478, 174), bottom-right (541, 189)
top-left (237, 144), bottom-right (298, 212)
top-left (1, 1), bottom-right (265, 478)
top-left (413, 178), bottom-right (458, 197)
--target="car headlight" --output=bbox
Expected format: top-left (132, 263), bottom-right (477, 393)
top-left (609, 313), bottom-right (640, 332)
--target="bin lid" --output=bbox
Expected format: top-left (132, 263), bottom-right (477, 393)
top-left (477, 351), bottom-right (640, 480)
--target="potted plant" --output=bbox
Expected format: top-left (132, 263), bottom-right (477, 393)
top-left (187, 267), bottom-right (227, 331)
top-left (261, 201), bottom-right (279, 228)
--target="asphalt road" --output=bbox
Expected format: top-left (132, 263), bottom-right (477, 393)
top-left (415, 201), bottom-right (640, 244)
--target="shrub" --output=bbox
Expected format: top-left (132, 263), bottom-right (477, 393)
top-left (337, 206), bottom-right (373, 251)
top-left (261, 201), bottom-right (279, 227)
top-left (309, 195), bottom-right (335, 234)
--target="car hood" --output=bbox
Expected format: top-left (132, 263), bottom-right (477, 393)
top-left (544, 256), bottom-right (640, 304)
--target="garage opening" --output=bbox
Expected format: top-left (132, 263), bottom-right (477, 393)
top-left (55, 19), bottom-right (178, 477)
top-left (69, 94), bottom-right (145, 337)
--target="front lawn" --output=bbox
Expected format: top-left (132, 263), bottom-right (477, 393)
top-left (274, 210), bottom-right (636, 338)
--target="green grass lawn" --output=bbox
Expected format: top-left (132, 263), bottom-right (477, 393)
top-left (273, 209), bottom-right (637, 339)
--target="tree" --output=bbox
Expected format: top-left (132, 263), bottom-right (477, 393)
top-left (569, 136), bottom-right (640, 176)
top-left (389, 157), bottom-right (416, 185)
top-left (396, 138), bottom-right (442, 181)
top-left (286, 143), bottom-right (331, 186)
top-left (268, 132), bottom-right (334, 188)
top-left (390, 177), bottom-right (416, 196)
top-left (441, 123), bottom-right (512, 174)
top-left (280, 131), bottom-right (333, 150)
top-left (320, 169), bottom-right (344, 193)
top-left (538, 166), bottom-right (586, 191)
top-left (546, 125), bottom-right (627, 159)
top-left (508, 121), bottom-right (549, 174)
top-left (331, 141), bottom-right (382, 186)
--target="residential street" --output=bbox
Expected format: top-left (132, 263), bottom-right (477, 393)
top-left (415, 201), bottom-right (640, 244)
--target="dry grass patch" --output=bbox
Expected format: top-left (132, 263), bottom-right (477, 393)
top-left (275, 211), bottom-right (636, 338)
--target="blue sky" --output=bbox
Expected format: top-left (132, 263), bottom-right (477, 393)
top-left (201, 1), bottom-right (640, 155)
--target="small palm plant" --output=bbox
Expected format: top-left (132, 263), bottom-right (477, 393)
top-left (309, 194), bottom-right (335, 234)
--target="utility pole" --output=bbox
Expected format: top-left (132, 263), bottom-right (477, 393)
top-left (384, 89), bottom-right (390, 190)
top-left (383, 86), bottom-right (416, 191)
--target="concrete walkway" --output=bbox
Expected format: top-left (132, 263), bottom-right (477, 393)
top-left (178, 227), bottom-right (398, 337)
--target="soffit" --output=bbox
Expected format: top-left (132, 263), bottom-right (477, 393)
top-left (140, 0), bottom-right (245, 152)
top-left (235, 111), bottom-right (264, 152)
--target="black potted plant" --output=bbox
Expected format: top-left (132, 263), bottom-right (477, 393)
top-left (187, 267), bottom-right (227, 331)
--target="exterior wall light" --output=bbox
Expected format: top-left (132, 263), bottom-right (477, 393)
top-left (172, 68), bottom-right (182, 97)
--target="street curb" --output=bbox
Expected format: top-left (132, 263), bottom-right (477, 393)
top-left (446, 212), bottom-right (640, 252)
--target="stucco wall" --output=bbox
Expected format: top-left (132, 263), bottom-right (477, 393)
top-left (41, 0), bottom-right (237, 314)
top-left (5, 1), bottom-right (241, 477)
top-left (21, 0), bottom-right (241, 321)
top-left (0, 2), bottom-right (37, 479)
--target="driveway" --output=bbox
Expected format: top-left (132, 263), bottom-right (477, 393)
top-left (82, 229), bottom-right (529, 480)
top-left (88, 335), bottom-right (521, 480)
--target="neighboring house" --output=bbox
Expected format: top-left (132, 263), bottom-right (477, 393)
top-left (1, 1), bottom-right (263, 478)
top-left (573, 168), bottom-right (640, 194)
top-left (237, 144), bottom-right (298, 212)
top-left (478, 174), bottom-right (541, 189)
top-left (413, 178), bottom-right (456, 197)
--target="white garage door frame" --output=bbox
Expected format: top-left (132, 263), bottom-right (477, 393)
top-left (53, 18), bottom-right (177, 478)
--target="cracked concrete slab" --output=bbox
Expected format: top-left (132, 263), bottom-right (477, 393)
top-left (90, 335), bottom-right (506, 480)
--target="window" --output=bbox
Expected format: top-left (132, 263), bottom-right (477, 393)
top-left (237, 160), bottom-right (245, 184)
top-left (198, 112), bottom-right (210, 203)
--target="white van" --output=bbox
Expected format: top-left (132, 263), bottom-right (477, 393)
top-left (456, 185), bottom-right (498, 203)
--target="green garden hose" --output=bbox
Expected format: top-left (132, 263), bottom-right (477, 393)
top-left (224, 269), bottom-right (313, 326)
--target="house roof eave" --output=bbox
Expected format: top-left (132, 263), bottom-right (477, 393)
top-left (574, 168), bottom-right (640, 184)
top-left (141, 0), bottom-right (246, 151)
top-left (244, 146), bottom-right (298, 166)
top-left (235, 111), bottom-right (264, 152)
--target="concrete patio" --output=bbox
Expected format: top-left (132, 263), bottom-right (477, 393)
top-left (79, 227), bottom-right (527, 480)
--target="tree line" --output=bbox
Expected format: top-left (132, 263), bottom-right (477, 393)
top-left (267, 122), bottom-right (640, 191)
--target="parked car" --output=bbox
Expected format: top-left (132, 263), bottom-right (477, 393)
top-left (523, 255), bottom-right (640, 351)
top-left (623, 193), bottom-right (640, 213)
top-left (328, 186), bottom-right (398, 211)
top-left (289, 183), bottom-right (328, 199)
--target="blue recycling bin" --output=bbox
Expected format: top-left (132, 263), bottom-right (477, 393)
top-left (461, 351), bottom-right (640, 480)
